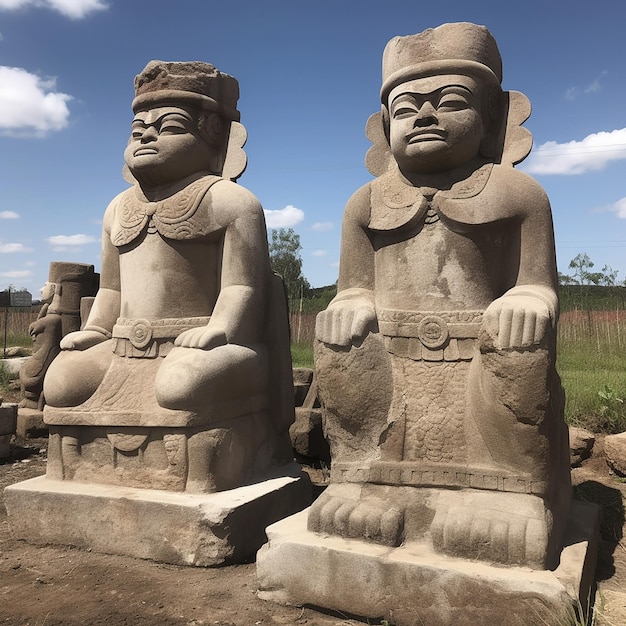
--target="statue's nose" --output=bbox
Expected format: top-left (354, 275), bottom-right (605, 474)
top-left (141, 125), bottom-right (158, 142)
top-left (415, 101), bottom-right (437, 124)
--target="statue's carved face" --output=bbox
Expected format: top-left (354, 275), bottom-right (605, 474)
top-left (388, 75), bottom-right (485, 175)
top-left (124, 105), bottom-right (214, 187)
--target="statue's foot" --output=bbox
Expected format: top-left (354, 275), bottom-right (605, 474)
top-left (307, 483), bottom-right (404, 546)
top-left (430, 490), bottom-right (552, 568)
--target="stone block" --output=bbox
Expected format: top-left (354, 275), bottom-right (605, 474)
top-left (0, 402), bottom-right (17, 458)
top-left (16, 408), bottom-right (48, 438)
top-left (569, 426), bottom-right (595, 467)
top-left (257, 500), bottom-right (599, 626)
top-left (604, 432), bottom-right (626, 476)
top-left (6, 464), bottom-right (311, 567)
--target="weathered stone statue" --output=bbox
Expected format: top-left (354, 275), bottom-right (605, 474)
top-left (19, 262), bottom-right (98, 412)
top-left (309, 21), bottom-right (570, 570)
top-left (7, 61), bottom-right (308, 566)
top-left (258, 24), bottom-right (596, 625)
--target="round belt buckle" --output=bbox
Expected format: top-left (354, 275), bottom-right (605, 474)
top-left (129, 318), bottom-right (153, 349)
top-left (417, 315), bottom-right (449, 349)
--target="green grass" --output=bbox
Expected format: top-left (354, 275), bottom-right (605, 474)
top-left (558, 311), bottom-right (626, 432)
top-left (291, 341), bottom-right (314, 368)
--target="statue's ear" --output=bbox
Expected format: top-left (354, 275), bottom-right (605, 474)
top-left (481, 89), bottom-right (532, 167)
top-left (502, 90), bottom-right (533, 166)
top-left (365, 110), bottom-right (392, 177)
top-left (222, 121), bottom-right (248, 181)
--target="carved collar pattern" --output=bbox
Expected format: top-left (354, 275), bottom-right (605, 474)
top-left (111, 175), bottom-right (222, 247)
top-left (368, 163), bottom-right (493, 232)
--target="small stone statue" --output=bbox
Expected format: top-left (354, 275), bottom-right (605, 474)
top-left (311, 23), bottom-right (570, 569)
top-left (19, 262), bottom-right (98, 411)
top-left (43, 61), bottom-right (294, 493)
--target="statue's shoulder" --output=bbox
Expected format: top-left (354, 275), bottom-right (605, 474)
top-left (103, 188), bottom-right (132, 231)
top-left (344, 182), bottom-right (373, 226)
top-left (489, 165), bottom-right (550, 215)
top-left (205, 178), bottom-right (263, 222)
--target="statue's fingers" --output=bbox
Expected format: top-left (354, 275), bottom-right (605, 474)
top-left (521, 310), bottom-right (537, 347)
top-left (496, 307), bottom-right (513, 349)
top-left (534, 313), bottom-right (549, 344)
top-left (509, 308), bottom-right (526, 348)
top-left (351, 310), bottom-right (372, 341)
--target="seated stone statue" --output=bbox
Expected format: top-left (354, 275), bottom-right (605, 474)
top-left (43, 61), bottom-right (294, 493)
top-left (310, 23), bottom-right (570, 569)
top-left (20, 262), bottom-right (98, 411)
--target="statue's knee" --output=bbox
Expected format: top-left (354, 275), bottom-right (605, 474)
top-left (44, 342), bottom-right (112, 407)
top-left (155, 344), bottom-right (268, 410)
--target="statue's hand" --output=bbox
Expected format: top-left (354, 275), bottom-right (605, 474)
top-left (174, 327), bottom-right (228, 350)
top-left (60, 330), bottom-right (109, 351)
top-left (315, 301), bottom-right (376, 347)
top-left (483, 295), bottom-right (551, 350)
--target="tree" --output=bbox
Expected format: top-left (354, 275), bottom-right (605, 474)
top-left (268, 228), bottom-right (310, 300)
top-left (568, 252), bottom-right (594, 285)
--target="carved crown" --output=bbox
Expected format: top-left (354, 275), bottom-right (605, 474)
top-left (132, 60), bottom-right (240, 122)
top-left (381, 22), bottom-right (502, 104)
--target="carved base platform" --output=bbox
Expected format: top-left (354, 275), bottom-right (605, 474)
top-left (5, 464), bottom-right (311, 566)
top-left (257, 501), bottom-right (599, 626)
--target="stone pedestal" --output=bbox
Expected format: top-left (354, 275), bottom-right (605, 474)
top-left (257, 500), bottom-right (599, 626)
top-left (6, 464), bottom-right (310, 566)
top-left (0, 402), bottom-right (17, 458)
top-left (16, 407), bottom-right (47, 438)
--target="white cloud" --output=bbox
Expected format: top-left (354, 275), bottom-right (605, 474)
top-left (47, 233), bottom-right (97, 251)
top-left (0, 66), bottom-right (72, 136)
top-left (0, 0), bottom-right (107, 19)
top-left (584, 70), bottom-right (607, 94)
top-left (0, 269), bottom-right (32, 279)
top-left (0, 211), bottom-right (19, 219)
top-left (264, 205), bottom-right (305, 228)
top-left (603, 197), bottom-right (626, 219)
top-left (0, 242), bottom-right (32, 253)
top-left (311, 249), bottom-right (327, 257)
top-left (311, 221), bottom-right (333, 232)
top-left (524, 128), bottom-right (626, 175)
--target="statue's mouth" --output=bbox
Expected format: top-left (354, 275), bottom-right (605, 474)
top-left (407, 129), bottom-right (446, 143)
top-left (134, 148), bottom-right (158, 156)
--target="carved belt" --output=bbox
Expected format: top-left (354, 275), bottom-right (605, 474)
top-left (378, 309), bottom-right (483, 362)
top-left (112, 316), bottom-right (210, 358)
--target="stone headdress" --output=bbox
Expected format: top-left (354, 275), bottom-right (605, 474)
top-left (127, 60), bottom-right (248, 181)
top-left (366, 22), bottom-right (532, 176)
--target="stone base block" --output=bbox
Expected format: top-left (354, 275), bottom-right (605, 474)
top-left (5, 464), bottom-right (311, 567)
top-left (16, 408), bottom-right (48, 438)
top-left (0, 402), bottom-right (17, 435)
top-left (257, 500), bottom-right (598, 626)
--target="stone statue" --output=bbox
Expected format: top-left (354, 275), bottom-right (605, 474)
top-left (43, 61), bottom-right (295, 494)
top-left (309, 22), bottom-right (570, 570)
top-left (19, 262), bottom-right (98, 411)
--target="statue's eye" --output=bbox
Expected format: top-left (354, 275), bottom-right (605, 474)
top-left (437, 88), bottom-right (472, 111)
top-left (391, 100), bottom-right (419, 118)
top-left (159, 121), bottom-right (188, 135)
top-left (437, 97), bottom-right (469, 111)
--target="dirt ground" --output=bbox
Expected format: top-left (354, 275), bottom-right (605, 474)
top-left (1, 433), bottom-right (625, 626)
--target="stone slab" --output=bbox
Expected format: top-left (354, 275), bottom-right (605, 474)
top-left (257, 500), bottom-right (599, 626)
top-left (0, 357), bottom-right (29, 376)
top-left (16, 408), bottom-right (48, 438)
top-left (5, 464), bottom-right (311, 567)
top-left (0, 402), bottom-right (17, 435)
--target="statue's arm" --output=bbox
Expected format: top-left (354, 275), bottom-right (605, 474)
top-left (316, 185), bottom-right (377, 346)
top-left (60, 201), bottom-right (121, 350)
top-left (483, 175), bottom-right (558, 350)
top-left (175, 183), bottom-right (267, 350)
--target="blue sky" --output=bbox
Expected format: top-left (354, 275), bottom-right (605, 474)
top-left (1, 0), bottom-right (625, 295)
